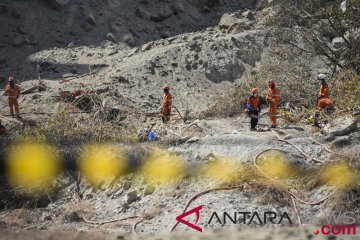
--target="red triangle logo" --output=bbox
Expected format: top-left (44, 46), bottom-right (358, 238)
top-left (175, 205), bottom-right (203, 232)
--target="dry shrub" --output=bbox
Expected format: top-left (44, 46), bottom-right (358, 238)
top-left (14, 104), bottom-right (138, 144)
top-left (332, 69), bottom-right (360, 112)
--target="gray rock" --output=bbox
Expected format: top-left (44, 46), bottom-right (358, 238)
top-left (31, 94), bottom-right (41, 100)
top-left (332, 37), bottom-right (346, 49)
top-left (323, 134), bottom-right (336, 142)
top-left (123, 33), bottom-right (136, 47)
top-left (242, 10), bottom-right (255, 20)
top-left (144, 185), bottom-right (155, 196)
top-left (96, 86), bottom-right (110, 94)
top-left (85, 11), bottom-right (97, 25)
top-left (106, 33), bottom-right (117, 43)
top-left (125, 190), bottom-right (138, 204)
top-left (330, 136), bottom-right (352, 149)
top-left (113, 75), bottom-right (129, 84)
top-left (81, 11), bottom-right (97, 32)
top-left (123, 181), bottom-right (131, 190)
top-left (186, 137), bottom-right (199, 144)
top-left (219, 14), bottom-right (238, 31)
top-left (141, 42), bottom-right (153, 52)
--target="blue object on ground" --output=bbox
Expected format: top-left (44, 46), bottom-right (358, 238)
top-left (148, 130), bottom-right (156, 141)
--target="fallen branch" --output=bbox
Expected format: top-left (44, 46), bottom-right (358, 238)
top-left (171, 185), bottom-right (243, 232)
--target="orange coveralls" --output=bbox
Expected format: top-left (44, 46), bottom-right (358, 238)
top-left (318, 98), bottom-right (335, 110)
top-left (5, 84), bottom-right (21, 116)
top-left (319, 84), bottom-right (329, 98)
top-left (266, 87), bottom-right (280, 127)
top-left (161, 93), bottom-right (172, 123)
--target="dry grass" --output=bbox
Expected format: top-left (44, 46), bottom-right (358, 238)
top-left (11, 104), bottom-right (139, 145)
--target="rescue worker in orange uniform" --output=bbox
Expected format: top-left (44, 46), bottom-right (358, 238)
top-left (5, 77), bottom-right (21, 117)
top-left (318, 97), bottom-right (335, 111)
top-left (246, 88), bottom-right (261, 131)
top-left (161, 85), bottom-right (172, 123)
top-left (266, 79), bottom-right (280, 128)
top-left (318, 74), bottom-right (330, 99)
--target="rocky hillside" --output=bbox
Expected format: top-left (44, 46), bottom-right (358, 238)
top-left (0, 0), bottom-right (262, 82)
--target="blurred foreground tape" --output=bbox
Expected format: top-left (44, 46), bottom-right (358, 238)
top-left (258, 150), bottom-right (298, 179)
top-left (140, 148), bottom-right (184, 185)
top-left (201, 157), bottom-right (245, 184)
top-left (6, 143), bottom-right (61, 195)
top-left (321, 163), bottom-right (358, 188)
top-left (79, 144), bottom-right (127, 187)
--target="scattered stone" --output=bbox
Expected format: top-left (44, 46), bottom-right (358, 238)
top-left (332, 37), bottom-right (346, 49)
top-left (123, 181), bottom-right (131, 190)
top-left (323, 134), bottom-right (336, 142)
top-left (81, 11), bottom-right (97, 32)
top-left (108, 49), bottom-right (119, 56)
top-left (330, 136), bottom-right (352, 149)
top-left (219, 14), bottom-right (238, 31)
top-left (31, 94), bottom-right (41, 100)
top-left (65, 212), bottom-right (82, 222)
top-left (123, 33), bottom-right (136, 47)
top-left (113, 75), bottom-right (129, 84)
top-left (186, 137), bottom-right (199, 144)
top-left (242, 10), bottom-right (255, 20)
top-left (141, 42), bottom-right (153, 51)
top-left (144, 185), bottom-right (155, 196)
top-left (106, 33), bottom-right (117, 43)
top-left (125, 190), bottom-right (139, 204)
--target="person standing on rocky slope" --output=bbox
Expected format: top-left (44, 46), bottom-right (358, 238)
top-left (318, 74), bottom-right (330, 99)
top-left (266, 79), bottom-right (280, 128)
top-left (246, 88), bottom-right (262, 131)
top-left (161, 85), bottom-right (172, 123)
top-left (5, 77), bottom-right (21, 118)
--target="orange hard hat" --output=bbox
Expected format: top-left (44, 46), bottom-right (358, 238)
top-left (268, 79), bottom-right (275, 86)
top-left (251, 88), bottom-right (259, 94)
top-left (8, 76), bottom-right (14, 82)
top-left (163, 85), bottom-right (170, 90)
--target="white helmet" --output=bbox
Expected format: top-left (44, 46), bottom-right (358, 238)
top-left (318, 74), bottom-right (326, 81)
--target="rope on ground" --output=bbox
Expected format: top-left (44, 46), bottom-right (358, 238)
top-left (77, 214), bottom-right (141, 226)
top-left (170, 185), bottom-right (243, 232)
top-left (71, 200), bottom-right (141, 226)
top-left (132, 218), bottom-right (144, 235)
top-left (270, 130), bottom-right (324, 164)
top-left (311, 139), bottom-right (347, 156)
